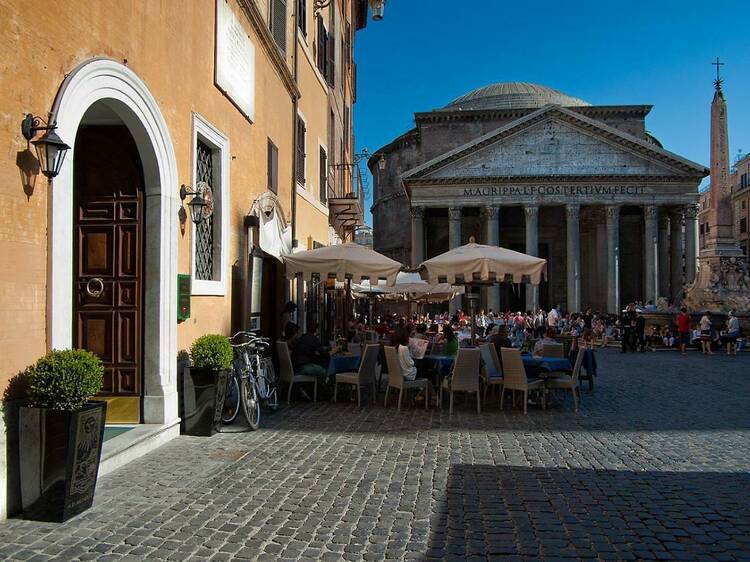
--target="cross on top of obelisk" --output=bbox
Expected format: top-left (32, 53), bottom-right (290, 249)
top-left (713, 57), bottom-right (725, 89)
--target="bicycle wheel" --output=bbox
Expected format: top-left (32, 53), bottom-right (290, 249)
top-left (258, 359), bottom-right (279, 412)
top-left (222, 376), bottom-right (240, 424)
top-left (241, 378), bottom-right (260, 430)
top-left (265, 377), bottom-right (279, 412)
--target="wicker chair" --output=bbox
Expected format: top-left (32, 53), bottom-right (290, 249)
top-left (276, 341), bottom-right (317, 404)
top-left (383, 346), bottom-right (430, 410)
top-left (545, 346), bottom-right (585, 412)
top-left (542, 343), bottom-right (565, 358)
top-left (334, 344), bottom-right (379, 407)
top-left (441, 348), bottom-right (482, 414)
top-left (480, 344), bottom-right (504, 406)
top-left (500, 347), bottom-right (545, 414)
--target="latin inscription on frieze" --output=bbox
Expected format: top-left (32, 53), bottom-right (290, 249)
top-left (463, 185), bottom-right (646, 197)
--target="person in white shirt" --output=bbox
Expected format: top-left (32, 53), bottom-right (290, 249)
top-left (394, 326), bottom-right (417, 381)
top-left (547, 307), bottom-right (560, 330)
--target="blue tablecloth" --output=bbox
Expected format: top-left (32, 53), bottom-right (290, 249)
top-left (327, 354), bottom-right (361, 377)
top-left (422, 354), bottom-right (455, 378)
top-left (521, 353), bottom-right (572, 373)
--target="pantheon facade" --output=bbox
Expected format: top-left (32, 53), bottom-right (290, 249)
top-left (369, 82), bottom-right (708, 313)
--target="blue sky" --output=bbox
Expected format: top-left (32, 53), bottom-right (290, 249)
top-left (353, 0), bottom-right (750, 224)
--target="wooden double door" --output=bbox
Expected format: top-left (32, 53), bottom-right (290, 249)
top-left (73, 125), bottom-right (145, 421)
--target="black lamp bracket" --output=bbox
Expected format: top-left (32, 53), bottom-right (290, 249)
top-left (180, 184), bottom-right (198, 201)
top-left (329, 149), bottom-right (370, 170)
top-left (21, 113), bottom-right (55, 142)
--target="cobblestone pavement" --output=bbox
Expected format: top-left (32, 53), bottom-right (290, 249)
top-left (1, 349), bottom-right (749, 561)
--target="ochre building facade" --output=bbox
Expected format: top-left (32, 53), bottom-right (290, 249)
top-left (0, 0), bottom-right (373, 518)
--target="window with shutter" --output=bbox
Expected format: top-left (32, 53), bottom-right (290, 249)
top-left (297, 0), bottom-right (306, 36)
top-left (267, 138), bottom-right (278, 193)
top-left (326, 31), bottom-right (335, 87)
top-left (319, 147), bottom-right (327, 204)
top-left (316, 16), bottom-right (327, 77)
top-left (270, 0), bottom-right (287, 55)
top-left (296, 116), bottom-right (306, 185)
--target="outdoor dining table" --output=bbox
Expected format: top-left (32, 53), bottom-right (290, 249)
top-left (327, 353), bottom-right (361, 379)
top-left (520, 353), bottom-right (572, 375)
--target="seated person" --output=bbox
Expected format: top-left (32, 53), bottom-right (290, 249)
top-left (691, 327), bottom-right (702, 348)
top-left (412, 323), bottom-right (430, 340)
top-left (283, 322), bottom-right (300, 347)
top-left (440, 325), bottom-right (459, 356)
top-left (661, 325), bottom-right (675, 348)
top-left (532, 327), bottom-right (559, 357)
top-left (393, 326), bottom-right (418, 381)
top-left (291, 320), bottom-right (330, 378)
top-left (488, 325), bottom-right (513, 370)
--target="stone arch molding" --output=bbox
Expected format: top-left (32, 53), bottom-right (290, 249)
top-left (48, 58), bottom-right (179, 423)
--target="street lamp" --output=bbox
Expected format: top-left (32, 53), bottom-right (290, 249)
top-left (377, 154), bottom-right (386, 170)
top-left (21, 114), bottom-right (70, 180)
top-left (370, 0), bottom-right (386, 20)
top-left (180, 183), bottom-right (211, 225)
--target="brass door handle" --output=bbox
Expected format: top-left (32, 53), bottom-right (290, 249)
top-left (85, 277), bottom-right (105, 298)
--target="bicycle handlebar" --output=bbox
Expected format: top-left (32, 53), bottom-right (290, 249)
top-left (229, 331), bottom-right (270, 349)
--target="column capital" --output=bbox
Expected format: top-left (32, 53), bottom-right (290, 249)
top-left (565, 203), bottom-right (580, 220)
top-left (484, 205), bottom-right (500, 220)
top-left (409, 206), bottom-right (425, 219)
top-left (669, 206), bottom-right (685, 220)
top-left (643, 204), bottom-right (658, 219)
top-left (524, 205), bottom-right (539, 218)
top-left (448, 206), bottom-right (462, 221)
top-left (605, 204), bottom-right (620, 220)
top-left (684, 203), bottom-right (699, 219)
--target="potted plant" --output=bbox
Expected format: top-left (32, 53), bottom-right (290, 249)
top-left (181, 334), bottom-right (232, 436)
top-left (19, 349), bottom-right (106, 522)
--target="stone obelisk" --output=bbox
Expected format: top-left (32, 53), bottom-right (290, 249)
top-left (684, 61), bottom-right (750, 312)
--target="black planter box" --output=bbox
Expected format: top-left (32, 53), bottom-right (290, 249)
top-left (180, 367), bottom-right (229, 436)
top-left (19, 400), bottom-right (107, 522)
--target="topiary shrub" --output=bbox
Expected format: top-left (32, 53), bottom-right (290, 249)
top-left (28, 349), bottom-right (104, 411)
top-left (190, 335), bottom-right (233, 371)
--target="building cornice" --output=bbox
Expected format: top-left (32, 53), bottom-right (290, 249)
top-left (405, 175), bottom-right (704, 186)
top-left (237, 0), bottom-right (301, 99)
top-left (414, 104), bottom-right (654, 124)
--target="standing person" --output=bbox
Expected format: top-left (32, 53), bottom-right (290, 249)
top-left (635, 312), bottom-right (646, 352)
top-left (547, 306), bottom-right (560, 332)
top-left (582, 307), bottom-right (594, 344)
top-left (620, 303), bottom-right (637, 353)
top-left (676, 307), bottom-right (691, 355)
top-left (699, 312), bottom-right (714, 355)
top-left (723, 310), bottom-right (740, 356)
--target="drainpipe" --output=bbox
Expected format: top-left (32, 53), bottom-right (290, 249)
top-left (291, 1), bottom-right (303, 329)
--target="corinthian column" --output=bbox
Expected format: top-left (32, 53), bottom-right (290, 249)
top-left (410, 206), bottom-right (425, 267)
top-left (485, 205), bottom-right (500, 314)
top-left (658, 212), bottom-right (670, 299)
top-left (566, 204), bottom-right (580, 312)
top-left (448, 206), bottom-right (462, 313)
top-left (643, 205), bottom-right (658, 303)
top-left (605, 205), bottom-right (620, 314)
top-left (684, 204), bottom-right (698, 284)
top-left (524, 205), bottom-right (539, 312)
top-left (670, 207), bottom-right (684, 302)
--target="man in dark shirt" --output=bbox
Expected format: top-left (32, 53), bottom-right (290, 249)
top-left (488, 325), bottom-right (513, 371)
top-left (620, 303), bottom-right (637, 353)
top-left (291, 320), bottom-right (329, 377)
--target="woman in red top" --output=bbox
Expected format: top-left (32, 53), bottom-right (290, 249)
top-left (676, 307), bottom-right (691, 355)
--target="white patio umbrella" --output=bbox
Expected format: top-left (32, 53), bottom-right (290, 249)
top-left (353, 271), bottom-right (464, 297)
top-left (420, 242), bottom-right (546, 285)
top-left (283, 243), bottom-right (402, 286)
top-left (420, 241), bottom-right (547, 344)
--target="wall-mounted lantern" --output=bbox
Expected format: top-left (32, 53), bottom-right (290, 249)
top-left (370, 0), bottom-right (386, 20)
top-left (180, 183), bottom-right (211, 225)
top-left (21, 114), bottom-right (70, 180)
top-left (377, 154), bottom-right (386, 170)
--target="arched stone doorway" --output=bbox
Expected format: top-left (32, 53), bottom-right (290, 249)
top-left (48, 59), bottom-right (178, 425)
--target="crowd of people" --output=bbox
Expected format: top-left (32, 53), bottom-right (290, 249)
top-left (279, 299), bottom-right (745, 399)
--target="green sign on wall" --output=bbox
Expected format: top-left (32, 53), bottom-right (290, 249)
top-left (177, 274), bottom-right (191, 322)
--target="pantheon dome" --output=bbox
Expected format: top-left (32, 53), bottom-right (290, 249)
top-left (445, 81), bottom-right (590, 111)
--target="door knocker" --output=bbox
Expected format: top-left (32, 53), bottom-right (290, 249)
top-left (85, 277), bottom-right (105, 298)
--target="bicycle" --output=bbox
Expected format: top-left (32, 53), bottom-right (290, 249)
top-left (221, 332), bottom-right (278, 430)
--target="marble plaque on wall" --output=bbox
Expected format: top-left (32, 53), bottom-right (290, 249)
top-left (215, 0), bottom-right (255, 121)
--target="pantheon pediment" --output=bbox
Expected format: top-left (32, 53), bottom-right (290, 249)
top-left (402, 105), bottom-right (707, 183)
